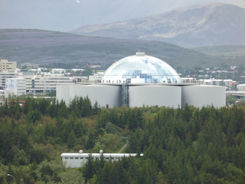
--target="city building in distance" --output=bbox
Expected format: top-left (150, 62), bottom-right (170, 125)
top-left (57, 53), bottom-right (226, 108)
top-left (0, 59), bottom-right (16, 73)
top-left (0, 59), bottom-right (18, 89)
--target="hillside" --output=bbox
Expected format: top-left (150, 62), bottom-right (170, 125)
top-left (73, 3), bottom-right (245, 48)
top-left (1, 98), bottom-right (245, 183)
top-left (194, 45), bottom-right (245, 57)
top-left (0, 29), bottom-right (232, 68)
top-left (194, 45), bottom-right (245, 65)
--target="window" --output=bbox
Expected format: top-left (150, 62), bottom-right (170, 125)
top-left (70, 157), bottom-right (74, 159)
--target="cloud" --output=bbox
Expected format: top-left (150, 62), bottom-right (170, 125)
top-left (75, 0), bottom-right (80, 4)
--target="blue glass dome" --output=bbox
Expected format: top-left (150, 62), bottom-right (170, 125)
top-left (102, 53), bottom-right (181, 84)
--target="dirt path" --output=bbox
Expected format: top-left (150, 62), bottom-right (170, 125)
top-left (118, 140), bottom-right (128, 153)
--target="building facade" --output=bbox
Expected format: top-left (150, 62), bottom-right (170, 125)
top-left (24, 75), bottom-right (75, 95)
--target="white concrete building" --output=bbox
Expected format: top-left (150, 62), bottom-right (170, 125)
top-left (0, 60), bottom-right (18, 89)
top-left (5, 77), bottom-right (26, 97)
top-left (61, 151), bottom-right (143, 168)
top-left (24, 75), bottom-right (75, 95)
top-left (0, 73), bottom-right (18, 89)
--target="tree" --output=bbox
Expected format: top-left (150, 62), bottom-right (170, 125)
top-left (67, 130), bottom-right (76, 148)
top-left (83, 155), bottom-right (94, 183)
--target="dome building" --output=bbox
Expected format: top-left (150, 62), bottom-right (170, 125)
top-left (57, 53), bottom-right (226, 109)
top-left (102, 52), bottom-right (181, 84)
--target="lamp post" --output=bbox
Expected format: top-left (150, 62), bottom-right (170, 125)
top-left (7, 174), bottom-right (16, 184)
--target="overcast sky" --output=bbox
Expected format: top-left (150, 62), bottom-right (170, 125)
top-left (0, 0), bottom-right (244, 32)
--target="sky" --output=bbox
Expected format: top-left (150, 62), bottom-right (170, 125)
top-left (0, 0), bottom-right (244, 32)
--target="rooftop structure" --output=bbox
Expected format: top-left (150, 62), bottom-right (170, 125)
top-left (102, 52), bottom-right (181, 84)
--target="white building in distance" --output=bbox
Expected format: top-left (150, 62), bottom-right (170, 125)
top-left (0, 60), bottom-right (18, 89)
top-left (5, 78), bottom-right (26, 97)
top-left (0, 59), bottom-right (16, 73)
top-left (24, 75), bottom-right (75, 95)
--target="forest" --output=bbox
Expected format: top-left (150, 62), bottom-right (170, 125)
top-left (0, 97), bottom-right (245, 184)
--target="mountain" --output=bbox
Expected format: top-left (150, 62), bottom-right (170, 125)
top-left (1, 0), bottom-right (245, 32)
top-left (0, 29), bottom-right (234, 69)
top-left (73, 3), bottom-right (245, 48)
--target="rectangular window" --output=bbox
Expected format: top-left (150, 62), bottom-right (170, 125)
top-left (70, 157), bottom-right (74, 159)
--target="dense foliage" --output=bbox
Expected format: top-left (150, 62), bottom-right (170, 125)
top-left (0, 98), bottom-right (245, 183)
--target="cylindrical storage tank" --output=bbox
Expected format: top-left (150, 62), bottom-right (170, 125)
top-left (182, 85), bottom-right (226, 108)
top-left (129, 85), bottom-right (182, 108)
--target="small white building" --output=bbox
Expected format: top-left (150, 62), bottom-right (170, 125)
top-left (61, 151), bottom-right (143, 168)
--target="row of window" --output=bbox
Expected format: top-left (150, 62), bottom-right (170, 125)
top-left (102, 80), bottom-right (124, 84)
top-left (102, 79), bottom-right (174, 84)
top-left (64, 157), bottom-right (120, 160)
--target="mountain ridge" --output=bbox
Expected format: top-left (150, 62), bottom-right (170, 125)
top-left (73, 3), bottom-right (245, 48)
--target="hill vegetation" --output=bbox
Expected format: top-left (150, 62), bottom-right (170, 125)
top-left (0, 98), bottom-right (245, 183)
top-left (0, 29), bottom-right (242, 69)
